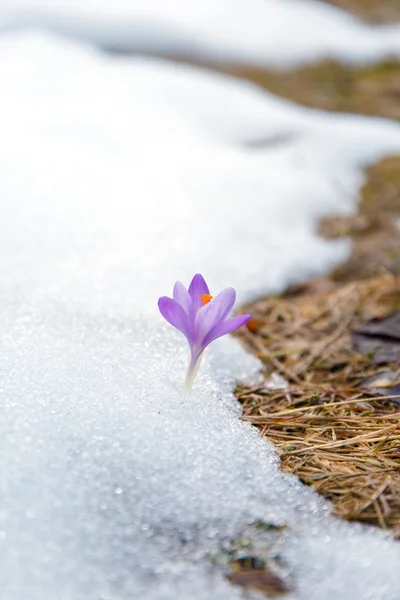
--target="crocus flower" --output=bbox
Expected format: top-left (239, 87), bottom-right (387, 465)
top-left (158, 274), bottom-right (251, 393)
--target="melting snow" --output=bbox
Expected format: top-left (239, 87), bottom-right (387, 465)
top-left (1, 31), bottom-right (400, 600)
top-left (1, 0), bottom-right (400, 66)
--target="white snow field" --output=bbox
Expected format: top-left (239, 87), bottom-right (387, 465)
top-left (0, 0), bottom-right (400, 67)
top-left (2, 31), bottom-right (400, 600)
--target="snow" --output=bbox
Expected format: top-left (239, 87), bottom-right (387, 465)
top-left (0, 0), bottom-right (400, 67)
top-left (1, 30), bottom-right (400, 600)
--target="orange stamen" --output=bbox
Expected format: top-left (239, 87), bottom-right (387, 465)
top-left (199, 293), bottom-right (213, 306)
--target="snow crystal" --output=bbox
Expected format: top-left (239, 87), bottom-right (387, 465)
top-left (1, 0), bottom-right (400, 67)
top-left (1, 32), bottom-right (400, 600)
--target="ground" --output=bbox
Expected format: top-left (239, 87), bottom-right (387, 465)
top-left (236, 276), bottom-right (400, 537)
top-left (324, 0), bottom-right (400, 23)
top-left (223, 61), bottom-right (400, 121)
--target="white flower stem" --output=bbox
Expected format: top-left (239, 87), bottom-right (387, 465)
top-left (183, 353), bottom-right (202, 395)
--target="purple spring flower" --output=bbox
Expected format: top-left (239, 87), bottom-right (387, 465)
top-left (158, 274), bottom-right (251, 392)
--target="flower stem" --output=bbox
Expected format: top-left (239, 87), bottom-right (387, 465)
top-left (183, 353), bottom-right (202, 394)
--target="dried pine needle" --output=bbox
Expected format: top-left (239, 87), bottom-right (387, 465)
top-left (235, 275), bottom-right (400, 537)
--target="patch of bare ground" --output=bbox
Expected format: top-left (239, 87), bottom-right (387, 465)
top-left (323, 0), bottom-right (400, 23)
top-left (222, 60), bottom-right (400, 121)
top-left (321, 156), bottom-right (400, 281)
top-left (236, 276), bottom-right (400, 535)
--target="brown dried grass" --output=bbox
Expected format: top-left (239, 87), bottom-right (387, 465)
top-left (323, 0), bottom-right (400, 23)
top-left (235, 275), bottom-right (400, 536)
top-left (221, 60), bottom-right (400, 122)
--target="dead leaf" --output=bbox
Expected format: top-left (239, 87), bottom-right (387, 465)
top-left (229, 567), bottom-right (288, 596)
top-left (358, 370), bottom-right (400, 403)
top-left (353, 311), bottom-right (400, 364)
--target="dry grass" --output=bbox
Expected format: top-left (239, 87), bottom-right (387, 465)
top-left (320, 156), bottom-right (400, 281)
top-left (323, 0), bottom-right (400, 23)
top-left (223, 60), bottom-right (400, 121)
top-left (236, 276), bottom-right (400, 535)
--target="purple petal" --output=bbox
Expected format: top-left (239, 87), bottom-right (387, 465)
top-left (173, 281), bottom-right (193, 316)
top-left (188, 273), bottom-right (210, 309)
top-left (201, 314), bottom-right (251, 350)
top-left (158, 296), bottom-right (193, 341)
top-left (195, 287), bottom-right (236, 343)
